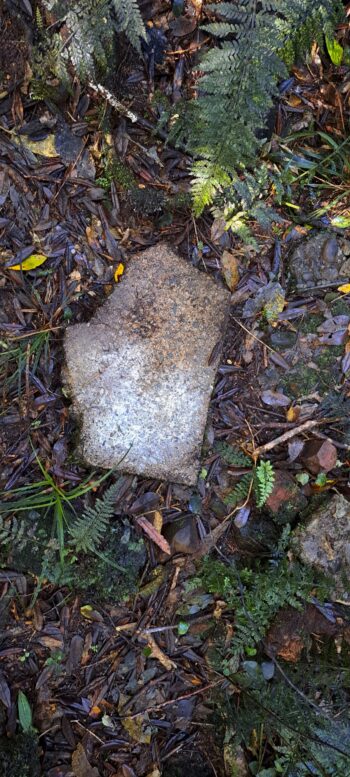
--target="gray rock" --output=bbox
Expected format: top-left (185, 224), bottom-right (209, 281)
top-left (64, 244), bottom-right (230, 484)
top-left (294, 494), bottom-right (350, 599)
top-left (289, 232), bottom-right (350, 290)
top-left (163, 515), bottom-right (200, 554)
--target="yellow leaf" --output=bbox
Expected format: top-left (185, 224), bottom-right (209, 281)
top-left (80, 605), bottom-right (93, 619)
top-left (19, 134), bottom-right (57, 158)
top-left (286, 406), bottom-right (300, 422)
top-left (337, 283), bottom-right (350, 294)
top-left (138, 566), bottom-right (166, 598)
top-left (286, 94), bottom-right (302, 107)
top-left (152, 510), bottom-right (163, 533)
top-left (8, 254), bottom-right (48, 271)
top-left (122, 713), bottom-right (152, 744)
top-left (221, 250), bottom-right (240, 291)
top-left (114, 262), bottom-right (124, 282)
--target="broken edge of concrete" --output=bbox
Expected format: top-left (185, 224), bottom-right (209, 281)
top-left (64, 243), bottom-right (230, 485)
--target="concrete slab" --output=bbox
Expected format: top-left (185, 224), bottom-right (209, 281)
top-left (64, 244), bottom-right (230, 484)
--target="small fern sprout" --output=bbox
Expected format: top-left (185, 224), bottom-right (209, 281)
top-left (255, 460), bottom-right (275, 508)
top-left (68, 478), bottom-right (122, 554)
top-left (218, 443), bottom-right (275, 510)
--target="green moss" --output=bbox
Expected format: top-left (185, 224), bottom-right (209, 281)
top-left (73, 520), bottom-right (146, 603)
top-left (282, 345), bottom-right (342, 397)
top-left (0, 732), bottom-right (41, 777)
top-left (167, 190), bottom-right (192, 210)
top-left (110, 159), bottom-right (136, 190)
top-left (96, 158), bottom-right (136, 192)
top-left (151, 89), bottom-right (171, 112)
top-left (298, 313), bottom-right (324, 334)
top-left (329, 297), bottom-right (350, 316)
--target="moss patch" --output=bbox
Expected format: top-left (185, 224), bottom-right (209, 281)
top-left (73, 520), bottom-right (146, 603)
top-left (0, 732), bottom-right (41, 777)
top-left (281, 345), bottom-right (342, 397)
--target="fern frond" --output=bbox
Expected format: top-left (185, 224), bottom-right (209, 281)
top-left (192, 161), bottom-right (231, 216)
top-left (201, 22), bottom-right (237, 38)
top-left (41, 0), bottom-right (146, 78)
top-left (0, 516), bottom-right (27, 552)
top-left (224, 474), bottom-right (252, 508)
top-left (69, 479), bottom-right (122, 554)
top-left (111, 0), bottom-right (146, 51)
top-left (174, 0), bottom-right (343, 218)
top-left (254, 460), bottom-right (275, 508)
top-left (217, 442), bottom-right (251, 467)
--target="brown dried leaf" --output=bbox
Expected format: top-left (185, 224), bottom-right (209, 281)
top-left (136, 516), bottom-right (171, 555)
top-left (72, 743), bottom-right (99, 777)
top-left (146, 634), bottom-right (176, 671)
top-left (36, 635), bottom-right (63, 650)
top-left (221, 250), bottom-right (240, 291)
top-left (118, 765), bottom-right (137, 777)
top-left (211, 217), bottom-right (226, 243)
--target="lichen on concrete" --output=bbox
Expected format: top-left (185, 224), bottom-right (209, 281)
top-left (64, 244), bottom-right (230, 484)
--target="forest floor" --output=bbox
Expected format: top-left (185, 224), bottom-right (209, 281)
top-left (1, 2), bottom-right (350, 777)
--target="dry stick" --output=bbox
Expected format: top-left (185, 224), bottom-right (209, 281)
top-left (88, 81), bottom-right (189, 154)
top-left (231, 316), bottom-right (281, 356)
top-left (200, 419), bottom-right (328, 553)
top-left (4, 326), bottom-right (63, 340)
top-left (253, 418), bottom-right (322, 457)
top-left (122, 681), bottom-right (221, 719)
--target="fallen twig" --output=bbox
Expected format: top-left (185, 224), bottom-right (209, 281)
top-left (88, 81), bottom-right (190, 154)
top-left (253, 418), bottom-right (323, 457)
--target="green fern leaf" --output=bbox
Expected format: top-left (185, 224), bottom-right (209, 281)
top-left (254, 460), bottom-right (275, 508)
top-left (41, 0), bottom-right (146, 78)
top-left (0, 516), bottom-right (28, 552)
top-left (224, 473), bottom-right (252, 508)
top-left (173, 0), bottom-right (343, 218)
top-left (112, 0), bottom-right (146, 51)
top-left (69, 478), bottom-right (122, 554)
top-left (217, 442), bottom-right (251, 467)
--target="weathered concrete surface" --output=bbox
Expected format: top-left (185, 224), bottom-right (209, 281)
top-left (64, 244), bottom-right (230, 484)
top-left (294, 494), bottom-right (350, 599)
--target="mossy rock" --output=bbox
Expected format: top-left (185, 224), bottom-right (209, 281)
top-left (128, 187), bottom-right (166, 215)
top-left (281, 344), bottom-right (342, 398)
top-left (2, 513), bottom-right (146, 603)
top-left (0, 731), bottom-right (41, 777)
top-left (72, 519), bottom-right (146, 602)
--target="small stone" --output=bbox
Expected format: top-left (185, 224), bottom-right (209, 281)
top-left (269, 330), bottom-right (298, 350)
top-left (289, 232), bottom-right (350, 289)
top-left (265, 471), bottom-right (307, 523)
top-left (163, 516), bottom-right (199, 554)
top-left (300, 439), bottom-right (337, 475)
top-left (64, 244), bottom-right (230, 484)
top-left (294, 494), bottom-right (350, 598)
